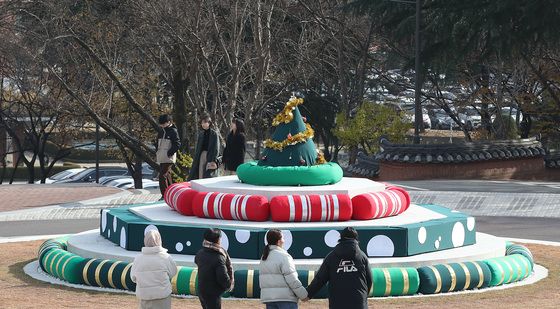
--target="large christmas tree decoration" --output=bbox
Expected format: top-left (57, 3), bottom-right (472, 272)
top-left (237, 95), bottom-right (343, 186)
top-left (259, 96), bottom-right (318, 167)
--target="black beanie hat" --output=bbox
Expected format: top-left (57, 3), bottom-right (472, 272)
top-left (340, 227), bottom-right (358, 240)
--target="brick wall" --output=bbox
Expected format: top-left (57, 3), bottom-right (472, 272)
top-left (378, 157), bottom-right (560, 181)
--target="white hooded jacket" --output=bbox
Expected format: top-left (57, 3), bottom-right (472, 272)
top-left (130, 246), bottom-right (178, 300)
top-left (259, 245), bottom-right (308, 303)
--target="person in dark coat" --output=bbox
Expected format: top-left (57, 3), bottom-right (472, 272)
top-left (306, 227), bottom-right (372, 309)
top-left (222, 118), bottom-right (246, 175)
top-left (194, 228), bottom-right (234, 309)
top-left (155, 114), bottom-right (181, 197)
top-left (188, 114), bottom-right (220, 180)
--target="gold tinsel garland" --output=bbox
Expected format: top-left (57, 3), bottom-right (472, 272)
top-left (263, 123), bottom-right (314, 151)
top-left (271, 97), bottom-right (304, 126)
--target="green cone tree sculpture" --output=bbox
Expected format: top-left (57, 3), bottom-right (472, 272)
top-left (258, 97), bottom-right (320, 167)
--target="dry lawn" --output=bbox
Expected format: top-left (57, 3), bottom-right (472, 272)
top-left (1, 241), bottom-right (559, 309)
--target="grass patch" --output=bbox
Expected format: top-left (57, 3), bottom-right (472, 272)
top-left (1, 241), bottom-right (559, 308)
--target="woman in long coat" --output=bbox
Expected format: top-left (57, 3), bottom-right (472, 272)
top-left (222, 118), bottom-right (246, 175)
top-left (188, 115), bottom-right (220, 180)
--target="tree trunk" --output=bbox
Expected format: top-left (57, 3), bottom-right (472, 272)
top-left (133, 158), bottom-right (143, 189)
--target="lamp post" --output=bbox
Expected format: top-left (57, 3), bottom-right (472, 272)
top-left (388, 0), bottom-right (423, 144)
top-left (413, 0), bottom-right (422, 144)
top-left (95, 123), bottom-right (100, 183)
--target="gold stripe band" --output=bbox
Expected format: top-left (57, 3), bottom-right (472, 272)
top-left (510, 258), bottom-right (521, 282)
top-left (443, 264), bottom-right (457, 292)
top-left (494, 261), bottom-right (505, 285)
top-left (107, 261), bottom-right (121, 289)
top-left (54, 253), bottom-right (67, 278)
top-left (458, 262), bottom-right (471, 290)
top-left (369, 269), bottom-right (374, 297)
top-left (42, 250), bottom-right (56, 271)
top-left (171, 266), bottom-right (181, 294)
top-left (504, 260), bottom-right (514, 284)
top-left (428, 266), bottom-right (442, 293)
top-left (121, 263), bottom-right (132, 290)
top-left (60, 256), bottom-right (80, 281)
top-left (473, 262), bottom-right (484, 288)
top-left (190, 269), bottom-right (198, 296)
top-left (95, 260), bottom-right (109, 287)
top-left (82, 259), bottom-right (96, 286)
top-left (400, 268), bottom-right (410, 295)
top-left (247, 269), bottom-right (254, 298)
top-left (49, 252), bottom-right (64, 276)
top-left (382, 269), bottom-right (392, 296)
top-left (308, 270), bottom-right (315, 286)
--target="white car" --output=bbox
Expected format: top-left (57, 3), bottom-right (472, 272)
top-left (105, 177), bottom-right (159, 189)
top-left (35, 168), bottom-right (85, 184)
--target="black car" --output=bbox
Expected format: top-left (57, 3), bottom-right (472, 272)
top-left (53, 167), bottom-right (129, 183)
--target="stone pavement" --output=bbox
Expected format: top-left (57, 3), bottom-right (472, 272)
top-left (409, 191), bottom-right (560, 218)
top-left (0, 184), bottom-right (122, 212)
top-left (0, 180), bottom-right (559, 223)
top-left (0, 184), bottom-right (160, 222)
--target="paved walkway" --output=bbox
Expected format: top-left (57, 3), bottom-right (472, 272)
top-left (0, 185), bottom-right (160, 222)
top-left (0, 184), bottom-right (121, 212)
top-left (1, 180), bottom-right (560, 221)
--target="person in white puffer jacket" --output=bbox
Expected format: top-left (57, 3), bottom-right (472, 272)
top-left (259, 229), bottom-right (308, 309)
top-left (130, 229), bottom-right (177, 309)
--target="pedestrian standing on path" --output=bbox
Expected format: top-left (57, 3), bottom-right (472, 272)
top-left (222, 118), bottom-right (246, 176)
top-left (156, 114), bottom-right (181, 198)
top-left (188, 114), bottom-right (220, 180)
top-left (130, 229), bottom-right (178, 309)
top-left (195, 228), bottom-right (234, 309)
top-left (259, 229), bottom-right (308, 309)
top-left (306, 227), bottom-right (372, 309)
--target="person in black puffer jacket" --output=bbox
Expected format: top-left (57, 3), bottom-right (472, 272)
top-left (156, 114), bottom-right (181, 197)
top-left (306, 227), bottom-right (372, 309)
top-left (195, 228), bottom-right (233, 309)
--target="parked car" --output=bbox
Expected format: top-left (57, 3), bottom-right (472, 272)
top-left (118, 179), bottom-right (160, 189)
top-left (99, 175), bottom-right (129, 185)
top-left (34, 168), bottom-right (85, 184)
top-left (403, 106), bottom-right (431, 129)
top-left (105, 177), bottom-right (159, 189)
top-left (429, 109), bottom-right (460, 130)
top-left (460, 107), bottom-right (482, 130)
top-left (53, 167), bottom-right (128, 183)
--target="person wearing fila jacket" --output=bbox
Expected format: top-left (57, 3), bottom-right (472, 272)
top-left (259, 229), bottom-right (308, 309)
top-left (306, 227), bottom-right (372, 309)
top-left (130, 229), bottom-right (178, 309)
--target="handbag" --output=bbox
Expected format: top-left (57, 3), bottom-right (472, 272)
top-left (156, 131), bottom-right (177, 164)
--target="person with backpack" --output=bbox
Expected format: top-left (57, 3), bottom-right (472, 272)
top-left (156, 114), bottom-right (181, 197)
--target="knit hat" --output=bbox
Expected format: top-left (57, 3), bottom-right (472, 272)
top-left (339, 227), bottom-right (359, 241)
top-left (144, 230), bottom-right (162, 247)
